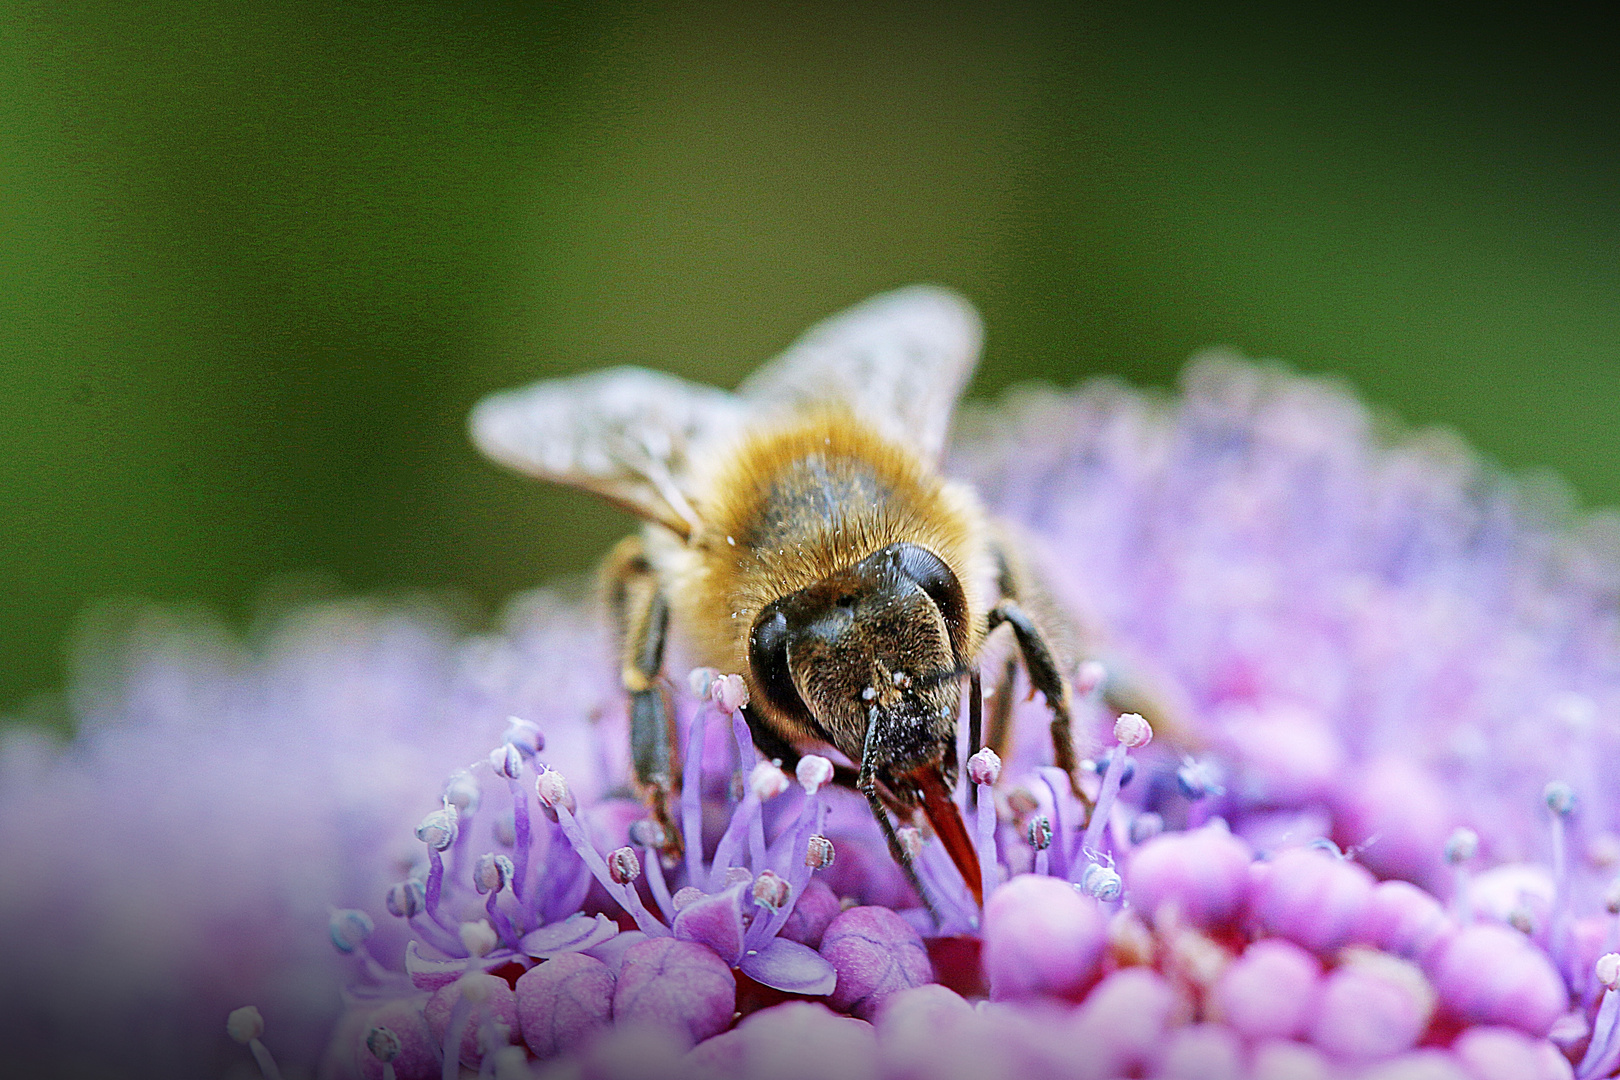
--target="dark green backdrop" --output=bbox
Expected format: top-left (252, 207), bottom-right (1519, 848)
top-left (3, 3), bottom-right (1616, 723)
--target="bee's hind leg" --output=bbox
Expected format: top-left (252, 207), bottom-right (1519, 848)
top-left (603, 535), bottom-right (680, 856)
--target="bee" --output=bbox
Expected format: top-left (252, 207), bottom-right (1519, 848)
top-left (470, 286), bottom-right (1087, 913)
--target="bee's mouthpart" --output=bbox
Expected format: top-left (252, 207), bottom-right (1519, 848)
top-left (903, 761), bottom-right (984, 908)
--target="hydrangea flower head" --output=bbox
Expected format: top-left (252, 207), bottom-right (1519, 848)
top-left (7, 355), bottom-right (1620, 1079)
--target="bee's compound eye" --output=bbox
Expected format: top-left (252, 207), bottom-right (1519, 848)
top-left (887, 543), bottom-right (966, 632)
top-left (748, 607), bottom-right (802, 718)
top-left (751, 608), bottom-right (788, 659)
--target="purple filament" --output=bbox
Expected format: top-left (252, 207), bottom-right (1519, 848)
top-left (747, 792), bottom-right (826, 950)
top-left (641, 843), bottom-right (676, 923)
top-left (553, 802), bottom-right (668, 936)
top-left (484, 891), bottom-right (518, 950)
top-left (729, 709), bottom-right (769, 871)
top-left (1037, 767), bottom-right (1075, 880)
top-left (707, 792), bottom-right (762, 891)
top-left (1579, 986), bottom-right (1620, 1080)
top-left (423, 849), bottom-right (456, 934)
top-left (681, 702), bottom-right (712, 887)
top-left (975, 780), bottom-right (996, 904)
top-left (506, 775), bottom-right (531, 904)
top-left (1080, 748), bottom-right (1130, 871)
top-left (440, 991), bottom-right (474, 1080)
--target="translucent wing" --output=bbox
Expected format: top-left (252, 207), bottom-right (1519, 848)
top-left (739, 285), bottom-right (983, 462)
top-left (469, 366), bottom-right (746, 539)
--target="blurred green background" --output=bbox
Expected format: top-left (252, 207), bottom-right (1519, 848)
top-left (3, 3), bottom-right (1616, 724)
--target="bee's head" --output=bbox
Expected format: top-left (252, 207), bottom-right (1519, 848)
top-left (748, 542), bottom-right (969, 794)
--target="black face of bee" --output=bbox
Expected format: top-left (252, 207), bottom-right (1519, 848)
top-left (748, 543), bottom-right (968, 791)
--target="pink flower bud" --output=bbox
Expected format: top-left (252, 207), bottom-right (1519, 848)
top-left (822, 906), bottom-right (935, 1019)
top-left (983, 874), bottom-right (1107, 1001)
top-left (1428, 923), bottom-right (1566, 1036)
top-left (1308, 950), bottom-right (1434, 1062)
top-left (515, 952), bottom-right (615, 1059)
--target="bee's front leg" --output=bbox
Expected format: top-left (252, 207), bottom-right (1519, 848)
top-left (856, 721), bottom-right (948, 928)
top-left (603, 535), bottom-right (680, 855)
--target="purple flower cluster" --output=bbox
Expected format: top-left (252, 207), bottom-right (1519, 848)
top-left (9, 355), bottom-right (1620, 1079)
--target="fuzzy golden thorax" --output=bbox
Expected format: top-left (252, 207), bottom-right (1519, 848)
top-left (648, 410), bottom-right (991, 744)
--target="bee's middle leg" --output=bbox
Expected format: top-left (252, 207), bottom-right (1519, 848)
top-left (604, 536), bottom-right (679, 854)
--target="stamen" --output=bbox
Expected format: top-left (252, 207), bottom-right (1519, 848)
top-left (688, 667), bottom-right (719, 699)
top-left (506, 771), bottom-right (532, 907)
top-left (1444, 826), bottom-right (1478, 924)
top-left (366, 1026), bottom-right (401, 1080)
top-left (1578, 953), bottom-right (1620, 1079)
top-left (607, 845), bottom-right (664, 935)
top-left (681, 695), bottom-right (712, 886)
top-left (443, 772), bottom-right (481, 815)
top-left (474, 853), bottom-right (518, 947)
top-left (488, 743), bottom-right (523, 781)
top-left (226, 1006), bottom-right (285, 1080)
top-left (501, 716), bottom-right (544, 758)
top-left (746, 756), bottom-right (833, 950)
top-left (1081, 861), bottom-right (1123, 901)
top-left (1036, 768), bottom-right (1078, 879)
top-left (631, 818), bottom-right (677, 922)
top-left (549, 787), bottom-right (667, 936)
top-left (712, 673), bottom-right (750, 714)
top-left (386, 880), bottom-right (423, 919)
top-left (707, 762), bottom-right (787, 890)
top-left (417, 806), bottom-right (459, 932)
top-left (328, 909), bottom-right (374, 954)
top-left (968, 747), bottom-right (1001, 903)
top-left (751, 869), bottom-right (790, 912)
top-left (1079, 714), bottom-right (1152, 875)
top-left (534, 769), bottom-right (574, 814)
top-left (1028, 815), bottom-right (1052, 877)
top-left (1546, 781), bottom-right (1577, 982)
top-left (805, 835), bottom-right (835, 869)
